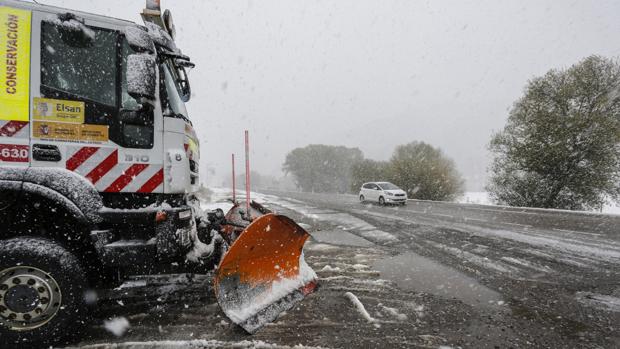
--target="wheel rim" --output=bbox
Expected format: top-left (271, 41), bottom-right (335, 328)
top-left (0, 266), bottom-right (62, 331)
top-left (379, 197), bottom-right (384, 204)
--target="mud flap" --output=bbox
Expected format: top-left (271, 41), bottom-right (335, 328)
top-left (214, 213), bottom-right (318, 333)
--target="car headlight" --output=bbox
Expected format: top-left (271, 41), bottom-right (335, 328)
top-left (386, 192), bottom-right (394, 196)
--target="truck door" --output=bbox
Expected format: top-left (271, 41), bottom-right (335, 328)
top-left (30, 12), bottom-right (165, 197)
top-left (0, 6), bottom-right (31, 166)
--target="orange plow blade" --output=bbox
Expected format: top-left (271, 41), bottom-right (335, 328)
top-left (214, 213), bottom-right (318, 333)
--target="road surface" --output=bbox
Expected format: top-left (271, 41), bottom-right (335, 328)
top-left (69, 189), bottom-right (620, 349)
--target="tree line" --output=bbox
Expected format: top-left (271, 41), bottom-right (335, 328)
top-left (282, 55), bottom-right (620, 211)
top-left (283, 142), bottom-right (464, 201)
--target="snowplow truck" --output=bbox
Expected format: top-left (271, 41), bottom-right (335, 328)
top-left (0, 0), bottom-right (317, 346)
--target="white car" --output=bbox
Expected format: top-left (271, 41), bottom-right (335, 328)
top-left (359, 182), bottom-right (408, 205)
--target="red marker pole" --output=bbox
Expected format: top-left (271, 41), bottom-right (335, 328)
top-left (231, 154), bottom-right (236, 203)
top-left (244, 130), bottom-right (251, 217)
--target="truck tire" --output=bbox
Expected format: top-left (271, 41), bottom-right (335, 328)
top-left (0, 237), bottom-right (90, 348)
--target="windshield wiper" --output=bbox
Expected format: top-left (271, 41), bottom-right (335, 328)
top-left (163, 112), bottom-right (192, 125)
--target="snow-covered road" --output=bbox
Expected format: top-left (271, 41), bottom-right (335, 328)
top-left (66, 189), bottom-right (620, 349)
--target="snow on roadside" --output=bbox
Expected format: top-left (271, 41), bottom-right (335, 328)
top-left (458, 192), bottom-right (620, 215)
top-left (344, 292), bottom-right (376, 323)
top-left (379, 304), bottom-right (408, 321)
top-left (351, 264), bottom-right (369, 271)
top-left (603, 202), bottom-right (620, 214)
top-left (71, 340), bottom-right (328, 349)
top-left (457, 192), bottom-right (491, 205)
top-left (320, 265), bottom-right (341, 272)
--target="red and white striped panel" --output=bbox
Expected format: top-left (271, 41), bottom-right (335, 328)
top-left (0, 120), bottom-right (29, 138)
top-left (65, 146), bottom-right (164, 193)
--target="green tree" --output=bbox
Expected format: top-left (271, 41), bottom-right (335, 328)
top-left (350, 159), bottom-right (389, 192)
top-left (389, 141), bottom-right (464, 201)
top-left (283, 144), bottom-right (363, 193)
top-left (488, 56), bottom-right (620, 210)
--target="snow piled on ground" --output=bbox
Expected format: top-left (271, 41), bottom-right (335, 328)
top-left (379, 304), bottom-right (408, 321)
top-left (103, 317), bottom-right (130, 337)
top-left (200, 187), bottom-right (235, 212)
top-left (344, 292), bottom-right (375, 323)
top-left (73, 340), bottom-right (327, 349)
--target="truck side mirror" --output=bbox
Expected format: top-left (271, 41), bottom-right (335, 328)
top-left (127, 53), bottom-right (157, 100)
top-left (124, 26), bottom-right (155, 54)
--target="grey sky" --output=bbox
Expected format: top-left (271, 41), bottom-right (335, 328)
top-left (42, 0), bottom-right (620, 189)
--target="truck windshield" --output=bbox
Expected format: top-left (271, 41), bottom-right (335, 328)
top-left (41, 21), bottom-right (117, 107)
top-left (162, 61), bottom-right (189, 121)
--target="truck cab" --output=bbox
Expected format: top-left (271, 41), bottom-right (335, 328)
top-left (0, 0), bottom-right (217, 345)
top-left (0, 2), bottom-right (318, 346)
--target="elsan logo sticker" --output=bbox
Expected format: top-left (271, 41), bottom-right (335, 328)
top-left (33, 97), bottom-right (85, 123)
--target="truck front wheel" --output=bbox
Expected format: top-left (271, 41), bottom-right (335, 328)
top-left (0, 237), bottom-right (90, 348)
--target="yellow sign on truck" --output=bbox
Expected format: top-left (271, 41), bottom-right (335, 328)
top-left (33, 97), bottom-right (85, 123)
top-left (32, 121), bottom-right (109, 143)
top-left (0, 6), bottom-right (31, 122)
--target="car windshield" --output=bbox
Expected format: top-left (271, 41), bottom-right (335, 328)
top-left (378, 183), bottom-right (399, 190)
